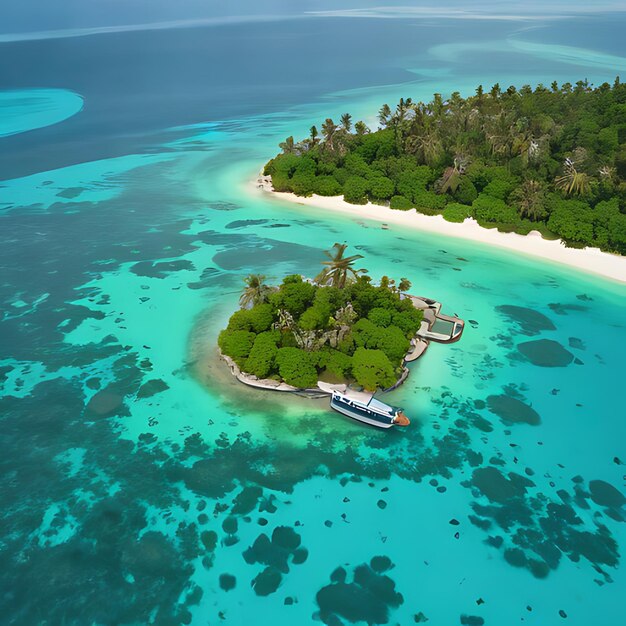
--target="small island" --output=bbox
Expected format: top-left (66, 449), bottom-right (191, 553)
top-left (262, 79), bottom-right (626, 255)
top-left (218, 244), bottom-right (463, 427)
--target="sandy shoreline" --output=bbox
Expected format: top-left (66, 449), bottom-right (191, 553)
top-left (249, 177), bottom-right (626, 285)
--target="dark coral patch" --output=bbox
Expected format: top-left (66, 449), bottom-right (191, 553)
top-left (517, 339), bottom-right (574, 367)
top-left (219, 573), bottom-right (236, 591)
top-left (56, 186), bottom-right (84, 199)
top-left (316, 560), bottom-right (403, 625)
top-left (370, 556), bottom-right (392, 573)
top-left (231, 486), bottom-right (263, 515)
top-left (137, 378), bottom-right (169, 399)
top-left (472, 467), bottom-right (533, 504)
top-left (496, 305), bottom-right (556, 335)
top-left (243, 525), bottom-right (307, 592)
top-left (225, 219), bottom-right (269, 229)
top-left (292, 547), bottom-right (309, 565)
top-left (568, 337), bottom-right (585, 350)
top-left (200, 530), bottom-right (217, 551)
top-left (130, 259), bottom-right (195, 278)
top-left (504, 547), bottom-right (527, 568)
top-left (222, 516), bottom-right (238, 535)
top-left (252, 567), bottom-right (282, 596)
top-left (486, 395), bottom-right (540, 426)
top-left (588, 480), bottom-right (626, 508)
top-left (330, 567), bottom-right (347, 584)
top-left (272, 526), bottom-right (301, 552)
top-left (548, 302), bottom-right (588, 315)
top-left (85, 388), bottom-right (125, 417)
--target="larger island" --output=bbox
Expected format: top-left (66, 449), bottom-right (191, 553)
top-left (262, 79), bottom-right (626, 257)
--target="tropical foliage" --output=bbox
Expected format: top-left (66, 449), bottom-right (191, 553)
top-left (218, 246), bottom-right (423, 391)
top-left (264, 78), bottom-right (626, 253)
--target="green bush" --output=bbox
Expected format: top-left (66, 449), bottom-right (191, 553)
top-left (608, 212), bottom-right (626, 254)
top-left (369, 175), bottom-right (396, 200)
top-left (343, 176), bottom-right (370, 204)
top-left (271, 172), bottom-right (291, 192)
top-left (333, 167), bottom-right (351, 186)
top-left (442, 203), bottom-right (471, 223)
top-left (218, 330), bottom-right (256, 365)
top-left (352, 318), bottom-right (379, 349)
top-left (368, 307), bottom-right (392, 327)
top-left (265, 153), bottom-right (301, 177)
top-left (299, 301), bottom-right (331, 331)
top-left (389, 195), bottom-right (413, 210)
top-left (324, 350), bottom-right (353, 379)
top-left (289, 172), bottom-right (316, 196)
top-left (472, 194), bottom-right (519, 224)
top-left (392, 308), bottom-right (423, 336)
top-left (375, 325), bottom-right (410, 363)
top-left (413, 190), bottom-right (447, 212)
top-left (275, 347), bottom-right (318, 388)
top-left (245, 332), bottom-right (279, 378)
top-left (344, 153), bottom-right (372, 178)
top-left (269, 275), bottom-right (315, 317)
top-left (356, 130), bottom-right (396, 162)
top-left (547, 199), bottom-right (595, 244)
top-left (227, 309), bottom-right (253, 331)
top-left (315, 176), bottom-right (342, 196)
top-left (247, 304), bottom-right (275, 333)
top-left (483, 178), bottom-right (515, 200)
top-left (352, 348), bottom-right (397, 391)
top-left (454, 178), bottom-right (478, 204)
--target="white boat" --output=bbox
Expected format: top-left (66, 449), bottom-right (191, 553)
top-left (330, 391), bottom-right (410, 429)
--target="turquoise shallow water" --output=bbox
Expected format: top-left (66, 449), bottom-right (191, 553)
top-left (0, 88), bottom-right (83, 138)
top-left (1, 12), bottom-right (626, 626)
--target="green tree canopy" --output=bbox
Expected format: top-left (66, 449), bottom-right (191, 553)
top-left (352, 348), bottom-right (397, 391)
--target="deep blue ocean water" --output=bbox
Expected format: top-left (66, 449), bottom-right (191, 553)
top-left (1, 11), bottom-right (626, 625)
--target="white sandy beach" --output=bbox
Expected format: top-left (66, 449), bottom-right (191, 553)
top-left (251, 178), bottom-right (626, 284)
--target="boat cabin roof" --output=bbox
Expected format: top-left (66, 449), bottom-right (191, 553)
top-left (368, 398), bottom-right (395, 415)
top-left (333, 391), bottom-right (398, 415)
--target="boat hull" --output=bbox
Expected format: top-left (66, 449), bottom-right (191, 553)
top-left (330, 398), bottom-right (395, 429)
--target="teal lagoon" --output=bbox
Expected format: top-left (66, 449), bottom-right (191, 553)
top-left (1, 11), bottom-right (625, 626)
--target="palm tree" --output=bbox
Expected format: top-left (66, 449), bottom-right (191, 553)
top-left (398, 278), bottom-right (412, 293)
top-left (483, 111), bottom-right (515, 159)
top-left (278, 136), bottom-right (295, 154)
top-left (321, 118), bottom-right (337, 150)
top-left (378, 104), bottom-right (391, 127)
top-left (431, 93), bottom-right (444, 117)
top-left (555, 158), bottom-right (591, 196)
top-left (354, 120), bottom-right (369, 136)
top-left (340, 113), bottom-right (352, 133)
top-left (510, 180), bottom-right (547, 221)
top-left (511, 122), bottom-right (536, 166)
top-left (599, 165), bottom-right (616, 181)
top-left (239, 274), bottom-right (271, 308)
top-left (406, 129), bottom-right (443, 166)
top-left (393, 98), bottom-right (413, 125)
top-left (315, 243), bottom-right (367, 289)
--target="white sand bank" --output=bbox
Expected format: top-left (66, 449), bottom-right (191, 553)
top-left (250, 178), bottom-right (626, 284)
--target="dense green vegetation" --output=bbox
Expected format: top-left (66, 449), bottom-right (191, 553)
top-left (265, 79), bottom-right (626, 254)
top-left (218, 245), bottom-right (423, 391)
